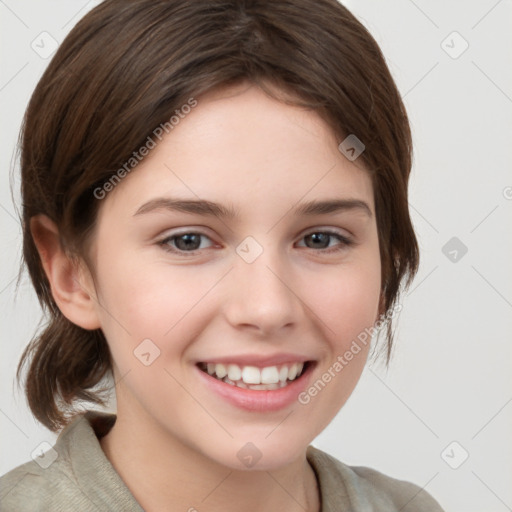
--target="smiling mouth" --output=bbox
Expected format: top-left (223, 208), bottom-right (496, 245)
top-left (197, 361), bottom-right (312, 391)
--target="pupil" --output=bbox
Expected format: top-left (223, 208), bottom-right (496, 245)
top-left (177, 234), bottom-right (200, 250)
top-left (308, 233), bottom-right (328, 248)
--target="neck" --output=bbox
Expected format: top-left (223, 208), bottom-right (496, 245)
top-left (99, 406), bottom-right (320, 512)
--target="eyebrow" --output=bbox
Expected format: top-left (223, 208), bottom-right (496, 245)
top-left (134, 197), bottom-right (372, 219)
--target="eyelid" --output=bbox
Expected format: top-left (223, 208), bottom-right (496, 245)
top-left (301, 225), bottom-right (356, 243)
top-left (156, 225), bottom-right (352, 242)
top-left (302, 225), bottom-right (353, 238)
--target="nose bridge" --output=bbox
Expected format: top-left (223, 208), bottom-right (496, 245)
top-left (225, 235), bottom-right (301, 334)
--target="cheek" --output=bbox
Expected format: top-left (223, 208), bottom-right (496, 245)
top-left (300, 253), bottom-right (381, 412)
top-left (92, 251), bottom-right (218, 362)
top-left (310, 255), bottom-right (382, 343)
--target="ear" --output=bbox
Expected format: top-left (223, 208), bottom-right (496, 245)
top-left (30, 214), bottom-right (101, 330)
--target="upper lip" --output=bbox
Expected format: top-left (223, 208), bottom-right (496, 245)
top-left (196, 353), bottom-right (314, 367)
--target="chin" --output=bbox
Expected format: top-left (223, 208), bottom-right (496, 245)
top-left (202, 434), bottom-right (312, 472)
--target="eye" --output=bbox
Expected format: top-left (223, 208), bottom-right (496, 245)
top-left (157, 229), bottom-right (354, 257)
top-left (159, 231), bottom-right (215, 255)
top-left (297, 230), bottom-right (354, 253)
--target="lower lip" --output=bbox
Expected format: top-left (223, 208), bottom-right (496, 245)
top-left (195, 363), bottom-right (315, 412)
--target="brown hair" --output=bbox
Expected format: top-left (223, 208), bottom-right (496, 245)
top-left (16, 0), bottom-right (419, 432)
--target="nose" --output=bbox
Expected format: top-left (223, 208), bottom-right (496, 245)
top-left (222, 241), bottom-right (304, 337)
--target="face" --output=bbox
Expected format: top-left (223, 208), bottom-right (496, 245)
top-left (85, 82), bottom-right (381, 470)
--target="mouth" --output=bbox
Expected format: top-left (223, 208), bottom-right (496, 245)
top-left (195, 358), bottom-right (317, 412)
top-left (196, 361), bottom-right (313, 391)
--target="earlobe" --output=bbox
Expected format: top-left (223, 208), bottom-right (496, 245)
top-left (30, 214), bottom-right (101, 330)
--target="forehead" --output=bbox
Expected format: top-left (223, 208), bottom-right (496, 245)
top-left (100, 83), bottom-right (374, 222)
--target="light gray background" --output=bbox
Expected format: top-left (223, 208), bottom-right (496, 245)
top-left (1, 1), bottom-right (511, 510)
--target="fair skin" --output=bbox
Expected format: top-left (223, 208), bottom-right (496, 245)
top-left (32, 82), bottom-right (382, 512)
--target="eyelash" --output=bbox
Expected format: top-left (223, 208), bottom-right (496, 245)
top-left (157, 229), bottom-right (354, 256)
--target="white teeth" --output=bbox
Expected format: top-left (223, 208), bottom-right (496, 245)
top-left (242, 366), bottom-right (261, 384)
top-left (227, 364), bottom-right (242, 381)
top-left (216, 363), bottom-right (227, 379)
top-left (224, 379), bottom-right (284, 391)
top-left (261, 366), bottom-right (279, 384)
top-left (202, 361), bottom-right (308, 387)
top-left (249, 383), bottom-right (280, 390)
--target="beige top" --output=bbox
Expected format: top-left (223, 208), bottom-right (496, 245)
top-left (0, 410), bottom-right (445, 511)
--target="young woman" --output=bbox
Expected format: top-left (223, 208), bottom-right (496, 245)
top-left (0, 0), bottom-right (445, 510)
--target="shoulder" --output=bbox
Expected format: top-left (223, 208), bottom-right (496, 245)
top-left (0, 413), bottom-right (89, 511)
top-left (0, 456), bottom-right (79, 512)
top-left (306, 445), bottom-right (445, 512)
top-left (0, 411), bottom-right (139, 512)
